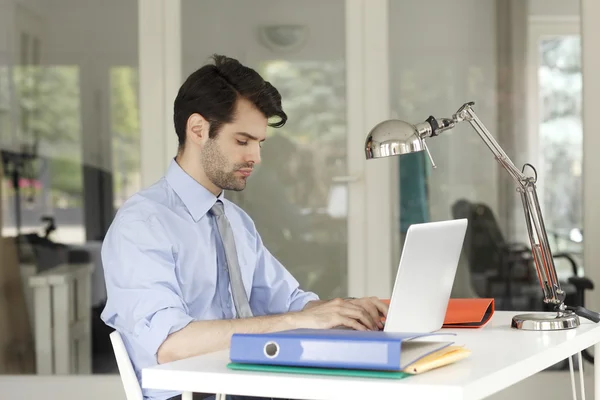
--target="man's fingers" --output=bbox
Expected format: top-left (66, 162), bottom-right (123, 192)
top-left (338, 303), bottom-right (377, 330)
top-left (365, 302), bottom-right (384, 329)
top-left (349, 298), bottom-right (385, 329)
top-left (344, 303), bottom-right (377, 329)
top-left (335, 315), bottom-right (367, 331)
top-left (352, 300), bottom-right (382, 329)
top-left (369, 297), bottom-right (390, 318)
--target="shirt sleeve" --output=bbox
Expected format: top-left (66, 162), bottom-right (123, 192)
top-left (249, 230), bottom-right (320, 315)
top-left (100, 215), bottom-right (194, 359)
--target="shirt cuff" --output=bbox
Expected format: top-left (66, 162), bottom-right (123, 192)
top-left (134, 307), bottom-right (194, 359)
top-left (288, 291), bottom-right (320, 312)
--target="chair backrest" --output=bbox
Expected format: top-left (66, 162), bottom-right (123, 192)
top-left (110, 331), bottom-right (143, 400)
top-left (451, 200), bottom-right (508, 274)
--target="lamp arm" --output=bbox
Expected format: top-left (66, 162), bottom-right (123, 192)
top-left (453, 102), bottom-right (530, 184)
top-left (425, 101), bottom-right (565, 307)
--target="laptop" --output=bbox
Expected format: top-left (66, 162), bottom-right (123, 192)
top-left (383, 218), bottom-right (468, 334)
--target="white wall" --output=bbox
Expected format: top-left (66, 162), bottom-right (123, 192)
top-left (180, 0), bottom-right (345, 75)
top-left (529, 0), bottom-right (580, 17)
top-left (582, 0), bottom-right (600, 320)
top-left (41, 0), bottom-right (137, 66)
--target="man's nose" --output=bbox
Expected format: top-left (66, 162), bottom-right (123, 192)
top-left (247, 144), bottom-right (261, 165)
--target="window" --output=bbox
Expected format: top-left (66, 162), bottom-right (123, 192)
top-left (3, 64), bottom-right (85, 244)
top-left (538, 36), bottom-right (582, 251)
top-left (529, 19), bottom-right (583, 277)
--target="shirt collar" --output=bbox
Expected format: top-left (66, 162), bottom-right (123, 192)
top-left (165, 159), bottom-right (223, 222)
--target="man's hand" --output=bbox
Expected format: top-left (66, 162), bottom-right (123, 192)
top-left (346, 297), bottom-right (389, 330)
top-left (292, 297), bottom-right (388, 331)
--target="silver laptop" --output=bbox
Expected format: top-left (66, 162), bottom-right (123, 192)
top-left (383, 218), bottom-right (468, 334)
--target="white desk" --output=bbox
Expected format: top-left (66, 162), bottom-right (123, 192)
top-left (142, 311), bottom-right (600, 399)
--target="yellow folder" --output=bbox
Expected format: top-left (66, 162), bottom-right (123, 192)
top-left (401, 345), bottom-right (471, 374)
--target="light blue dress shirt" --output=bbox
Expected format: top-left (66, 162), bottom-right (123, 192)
top-left (101, 159), bottom-right (319, 400)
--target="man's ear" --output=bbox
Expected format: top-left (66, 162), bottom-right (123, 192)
top-left (187, 113), bottom-right (209, 146)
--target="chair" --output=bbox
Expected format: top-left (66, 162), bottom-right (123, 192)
top-left (110, 331), bottom-right (143, 400)
top-left (110, 331), bottom-right (224, 400)
top-left (451, 200), bottom-right (594, 312)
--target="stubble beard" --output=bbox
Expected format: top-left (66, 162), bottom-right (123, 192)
top-left (201, 139), bottom-right (248, 191)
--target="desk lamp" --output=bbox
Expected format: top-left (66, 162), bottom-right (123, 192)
top-left (365, 101), bottom-right (600, 330)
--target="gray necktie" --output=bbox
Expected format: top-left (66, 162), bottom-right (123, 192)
top-left (210, 200), bottom-right (254, 318)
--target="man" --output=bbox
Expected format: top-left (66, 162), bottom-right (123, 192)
top-left (101, 54), bottom-right (388, 400)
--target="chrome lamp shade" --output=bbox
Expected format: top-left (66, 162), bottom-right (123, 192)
top-left (364, 120), bottom-right (425, 159)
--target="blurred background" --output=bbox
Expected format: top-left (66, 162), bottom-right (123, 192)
top-left (0, 0), bottom-right (599, 399)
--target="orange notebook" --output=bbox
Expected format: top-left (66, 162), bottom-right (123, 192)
top-left (442, 298), bottom-right (494, 328)
top-left (381, 298), bottom-right (494, 328)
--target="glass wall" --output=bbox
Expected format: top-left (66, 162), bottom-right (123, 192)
top-left (390, 0), bottom-right (585, 312)
top-left (0, 0), bottom-right (139, 375)
top-left (181, 0), bottom-right (349, 300)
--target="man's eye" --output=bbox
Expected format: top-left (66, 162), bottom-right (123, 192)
top-left (236, 140), bottom-right (248, 146)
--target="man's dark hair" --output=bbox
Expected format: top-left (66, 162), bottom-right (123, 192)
top-left (173, 54), bottom-right (287, 149)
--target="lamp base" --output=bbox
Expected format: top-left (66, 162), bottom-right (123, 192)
top-left (511, 311), bottom-right (580, 331)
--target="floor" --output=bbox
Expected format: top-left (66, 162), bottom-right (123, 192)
top-left (0, 368), bottom-right (595, 400)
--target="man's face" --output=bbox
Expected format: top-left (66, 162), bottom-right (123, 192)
top-left (201, 98), bottom-right (267, 191)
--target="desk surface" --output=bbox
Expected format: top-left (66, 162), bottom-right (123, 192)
top-left (142, 311), bottom-right (600, 400)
